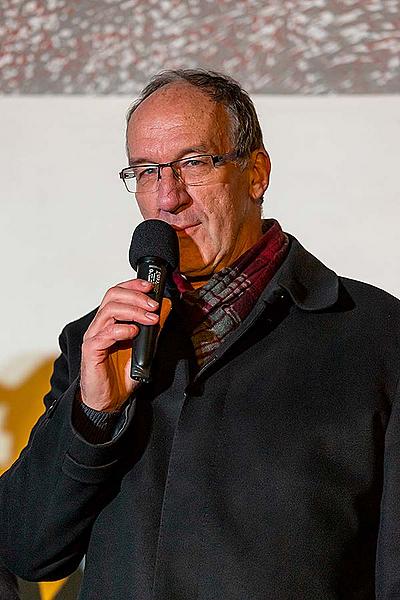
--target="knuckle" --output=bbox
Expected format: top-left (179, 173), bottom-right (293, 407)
top-left (101, 285), bottom-right (119, 306)
top-left (106, 283), bottom-right (120, 296)
top-left (102, 301), bottom-right (118, 315)
top-left (103, 324), bottom-right (117, 338)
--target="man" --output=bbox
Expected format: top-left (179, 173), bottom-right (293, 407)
top-left (1, 70), bottom-right (400, 599)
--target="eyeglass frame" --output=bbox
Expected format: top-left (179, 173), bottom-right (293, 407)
top-left (119, 152), bottom-right (243, 194)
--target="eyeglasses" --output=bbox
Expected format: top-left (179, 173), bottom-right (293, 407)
top-left (119, 152), bottom-right (240, 194)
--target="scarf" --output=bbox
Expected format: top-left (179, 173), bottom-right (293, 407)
top-left (173, 219), bottom-right (289, 369)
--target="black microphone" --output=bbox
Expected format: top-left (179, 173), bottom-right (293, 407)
top-left (128, 219), bottom-right (179, 383)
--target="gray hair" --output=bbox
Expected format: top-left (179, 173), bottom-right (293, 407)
top-left (126, 69), bottom-right (264, 159)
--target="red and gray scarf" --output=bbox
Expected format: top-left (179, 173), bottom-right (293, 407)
top-left (172, 219), bottom-right (289, 369)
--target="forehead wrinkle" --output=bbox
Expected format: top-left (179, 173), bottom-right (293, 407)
top-left (129, 145), bottom-right (211, 166)
top-left (127, 86), bottom-right (233, 162)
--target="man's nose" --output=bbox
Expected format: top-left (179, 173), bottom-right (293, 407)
top-left (156, 166), bottom-right (188, 213)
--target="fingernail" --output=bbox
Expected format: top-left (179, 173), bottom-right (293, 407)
top-left (146, 312), bottom-right (158, 320)
top-left (138, 279), bottom-right (152, 287)
top-left (147, 299), bottom-right (158, 308)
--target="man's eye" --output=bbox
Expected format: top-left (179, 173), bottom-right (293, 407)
top-left (134, 166), bottom-right (158, 181)
top-left (181, 158), bottom-right (206, 169)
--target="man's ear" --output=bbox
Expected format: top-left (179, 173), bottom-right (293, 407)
top-left (248, 149), bottom-right (271, 203)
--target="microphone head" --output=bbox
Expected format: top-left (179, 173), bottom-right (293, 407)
top-left (129, 219), bottom-right (180, 271)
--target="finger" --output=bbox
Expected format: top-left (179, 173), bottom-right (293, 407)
top-left (83, 322), bottom-right (139, 354)
top-left (84, 306), bottom-right (160, 341)
top-left (109, 299), bottom-right (158, 317)
top-left (119, 278), bottom-right (153, 289)
top-left (109, 278), bottom-right (154, 292)
top-left (99, 288), bottom-right (158, 310)
top-left (99, 297), bottom-right (159, 322)
top-left (96, 278), bottom-right (152, 312)
top-left (99, 286), bottom-right (158, 311)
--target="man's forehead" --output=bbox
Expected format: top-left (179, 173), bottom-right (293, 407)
top-left (129, 83), bottom-right (230, 131)
top-left (135, 82), bottom-right (215, 113)
top-left (127, 83), bottom-right (232, 159)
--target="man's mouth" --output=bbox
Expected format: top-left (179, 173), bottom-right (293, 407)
top-left (171, 223), bottom-right (200, 232)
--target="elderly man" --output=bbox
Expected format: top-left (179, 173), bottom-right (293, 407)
top-left (1, 70), bottom-right (400, 600)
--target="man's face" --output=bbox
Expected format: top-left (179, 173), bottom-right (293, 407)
top-left (126, 84), bottom-right (269, 280)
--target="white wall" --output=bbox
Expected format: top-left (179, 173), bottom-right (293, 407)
top-left (0, 95), bottom-right (399, 383)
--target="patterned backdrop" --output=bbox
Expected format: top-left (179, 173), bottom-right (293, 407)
top-left (0, 1), bottom-right (399, 599)
top-left (1, 0), bottom-right (399, 94)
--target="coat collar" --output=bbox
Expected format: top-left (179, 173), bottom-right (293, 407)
top-left (166, 234), bottom-right (339, 312)
top-left (262, 235), bottom-right (339, 311)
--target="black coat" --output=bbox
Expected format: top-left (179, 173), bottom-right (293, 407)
top-left (0, 560), bottom-right (19, 600)
top-left (1, 237), bottom-right (400, 599)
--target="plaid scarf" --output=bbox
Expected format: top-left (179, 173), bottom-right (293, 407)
top-left (172, 219), bottom-right (289, 369)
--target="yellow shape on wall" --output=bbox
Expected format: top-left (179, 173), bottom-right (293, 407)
top-left (0, 358), bottom-right (54, 473)
top-left (0, 357), bottom-right (69, 598)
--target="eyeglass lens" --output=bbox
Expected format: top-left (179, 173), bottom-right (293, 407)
top-left (123, 155), bottom-right (216, 193)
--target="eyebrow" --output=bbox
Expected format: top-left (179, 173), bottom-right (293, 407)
top-left (129, 145), bottom-right (211, 166)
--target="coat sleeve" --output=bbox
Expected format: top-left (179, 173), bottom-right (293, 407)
top-left (0, 559), bottom-right (20, 600)
top-left (0, 322), bottom-right (136, 582)
top-left (376, 372), bottom-right (400, 599)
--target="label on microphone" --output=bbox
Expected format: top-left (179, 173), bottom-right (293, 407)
top-left (148, 264), bottom-right (162, 297)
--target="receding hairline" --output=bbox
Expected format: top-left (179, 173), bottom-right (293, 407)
top-left (126, 81), bottom-right (237, 158)
top-left (128, 80), bottom-right (219, 118)
top-left (127, 82), bottom-right (235, 135)
top-left (124, 69), bottom-right (265, 160)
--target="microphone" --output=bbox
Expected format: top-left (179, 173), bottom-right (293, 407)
top-left (128, 219), bottom-right (179, 383)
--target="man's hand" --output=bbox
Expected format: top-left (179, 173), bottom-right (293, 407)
top-left (80, 279), bottom-right (160, 412)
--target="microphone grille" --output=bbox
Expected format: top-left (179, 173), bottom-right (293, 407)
top-left (129, 219), bottom-right (179, 271)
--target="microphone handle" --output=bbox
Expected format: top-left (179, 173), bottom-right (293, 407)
top-left (130, 256), bottom-right (168, 383)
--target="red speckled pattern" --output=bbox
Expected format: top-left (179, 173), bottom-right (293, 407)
top-left (1, 0), bottom-right (399, 94)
